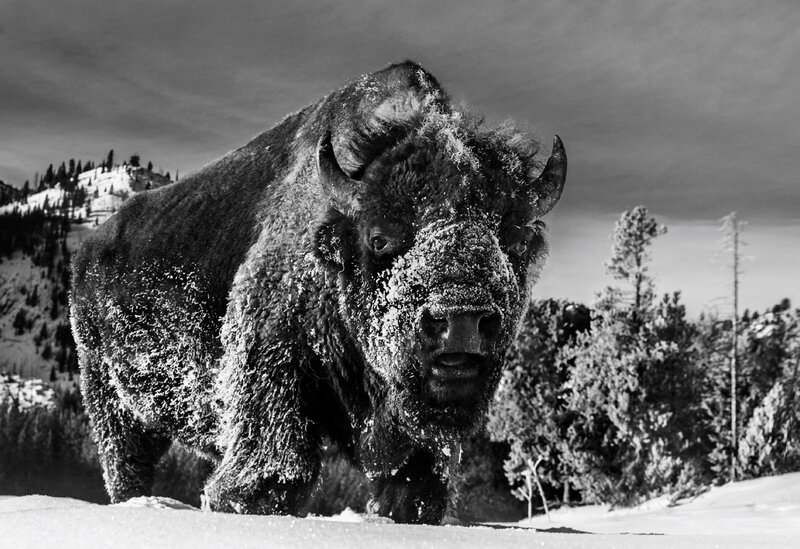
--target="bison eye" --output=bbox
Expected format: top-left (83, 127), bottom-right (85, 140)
top-left (365, 222), bottom-right (407, 259)
top-left (371, 235), bottom-right (389, 252)
top-left (368, 232), bottom-right (402, 257)
top-left (507, 225), bottom-right (537, 257)
top-left (508, 240), bottom-right (528, 255)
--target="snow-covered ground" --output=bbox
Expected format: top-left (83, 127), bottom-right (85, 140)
top-left (2, 473), bottom-right (798, 548)
top-left (523, 471), bottom-right (800, 537)
top-left (0, 373), bottom-right (55, 410)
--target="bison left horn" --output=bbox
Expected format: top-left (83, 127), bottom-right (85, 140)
top-left (531, 135), bottom-right (567, 217)
top-left (317, 131), bottom-right (361, 214)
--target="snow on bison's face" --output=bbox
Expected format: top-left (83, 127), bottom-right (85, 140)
top-left (316, 109), bottom-right (566, 440)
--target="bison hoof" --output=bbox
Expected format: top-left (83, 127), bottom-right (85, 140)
top-left (203, 477), bottom-right (313, 516)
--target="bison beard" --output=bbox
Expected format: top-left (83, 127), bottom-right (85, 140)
top-left (70, 61), bottom-right (567, 524)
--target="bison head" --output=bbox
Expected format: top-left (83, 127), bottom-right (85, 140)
top-left (312, 64), bottom-right (566, 444)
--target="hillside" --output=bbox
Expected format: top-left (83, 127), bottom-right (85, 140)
top-left (0, 165), bottom-right (173, 383)
top-left (0, 180), bottom-right (23, 207)
top-left (0, 164), bottom-right (170, 221)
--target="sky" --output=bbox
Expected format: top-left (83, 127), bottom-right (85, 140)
top-left (1, 0), bottom-right (798, 316)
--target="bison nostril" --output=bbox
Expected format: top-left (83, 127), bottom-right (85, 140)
top-left (421, 310), bottom-right (448, 340)
top-left (478, 312), bottom-right (501, 341)
top-left (421, 309), bottom-right (501, 352)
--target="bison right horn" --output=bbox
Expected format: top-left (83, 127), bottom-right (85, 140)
top-left (530, 135), bottom-right (567, 217)
top-left (317, 131), bottom-right (362, 215)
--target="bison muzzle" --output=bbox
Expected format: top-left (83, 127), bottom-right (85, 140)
top-left (70, 61), bottom-right (567, 524)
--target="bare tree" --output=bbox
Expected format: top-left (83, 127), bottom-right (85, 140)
top-left (513, 456), bottom-right (550, 522)
top-left (719, 212), bottom-right (746, 482)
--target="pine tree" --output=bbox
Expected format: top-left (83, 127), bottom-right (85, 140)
top-left (559, 292), bottom-right (708, 505)
top-left (12, 308), bottom-right (28, 335)
top-left (146, 161), bottom-right (153, 172)
top-left (735, 303), bottom-right (800, 477)
top-left (34, 321), bottom-right (49, 348)
top-left (488, 300), bottom-right (590, 506)
top-left (604, 206), bottom-right (666, 318)
top-left (130, 154), bottom-right (141, 167)
top-left (56, 162), bottom-right (67, 186)
top-left (24, 284), bottom-right (39, 307)
top-left (68, 349), bottom-right (79, 375)
top-left (50, 286), bottom-right (59, 320)
top-left (106, 149), bottom-right (115, 169)
top-left (694, 311), bottom-right (734, 481)
top-left (548, 210), bottom-right (709, 505)
top-left (57, 345), bottom-right (67, 373)
top-left (43, 164), bottom-right (54, 188)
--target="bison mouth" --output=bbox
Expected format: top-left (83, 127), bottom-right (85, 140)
top-left (424, 352), bottom-right (487, 409)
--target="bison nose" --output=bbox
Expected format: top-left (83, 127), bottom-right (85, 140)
top-left (420, 310), bottom-right (501, 354)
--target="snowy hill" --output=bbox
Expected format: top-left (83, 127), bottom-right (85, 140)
top-left (2, 473), bottom-right (799, 549)
top-left (0, 373), bottom-right (55, 411)
top-left (0, 165), bottom-right (169, 223)
top-left (0, 165), bottom-right (173, 382)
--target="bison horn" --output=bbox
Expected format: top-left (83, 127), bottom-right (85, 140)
top-left (317, 131), bottom-right (362, 214)
top-left (531, 135), bottom-right (567, 217)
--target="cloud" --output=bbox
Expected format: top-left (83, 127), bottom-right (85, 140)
top-left (1, 0), bottom-right (798, 308)
top-left (3, 1), bottom-right (797, 218)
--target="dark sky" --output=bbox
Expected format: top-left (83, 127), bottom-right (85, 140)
top-left (2, 0), bottom-right (798, 313)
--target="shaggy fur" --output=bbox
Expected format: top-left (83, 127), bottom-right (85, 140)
top-left (70, 61), bottom-right (566, 524)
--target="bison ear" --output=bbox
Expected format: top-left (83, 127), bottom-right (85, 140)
top-left (313, 209), bottom-right (354, 272)
top-left (530, 135), bottom-right (567, 217)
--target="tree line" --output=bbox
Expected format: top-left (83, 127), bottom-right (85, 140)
top-left (12, 149), bottom-right (165, 200)
top-left (487, 206), bottom-right (800, 515)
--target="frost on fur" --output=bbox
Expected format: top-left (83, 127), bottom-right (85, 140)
top-left (70, 60), bottom-right (567, 524)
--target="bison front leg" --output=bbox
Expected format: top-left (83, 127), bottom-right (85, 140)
top-left (204, 337), bottom-right (322, 515)
top-left (369, 449), bottom-right (450, 524)
top-left (80, 350), bottom-right (172, 502)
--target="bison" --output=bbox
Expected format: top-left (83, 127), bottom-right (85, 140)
top-left (70, 61), bottom-right (567, 524)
